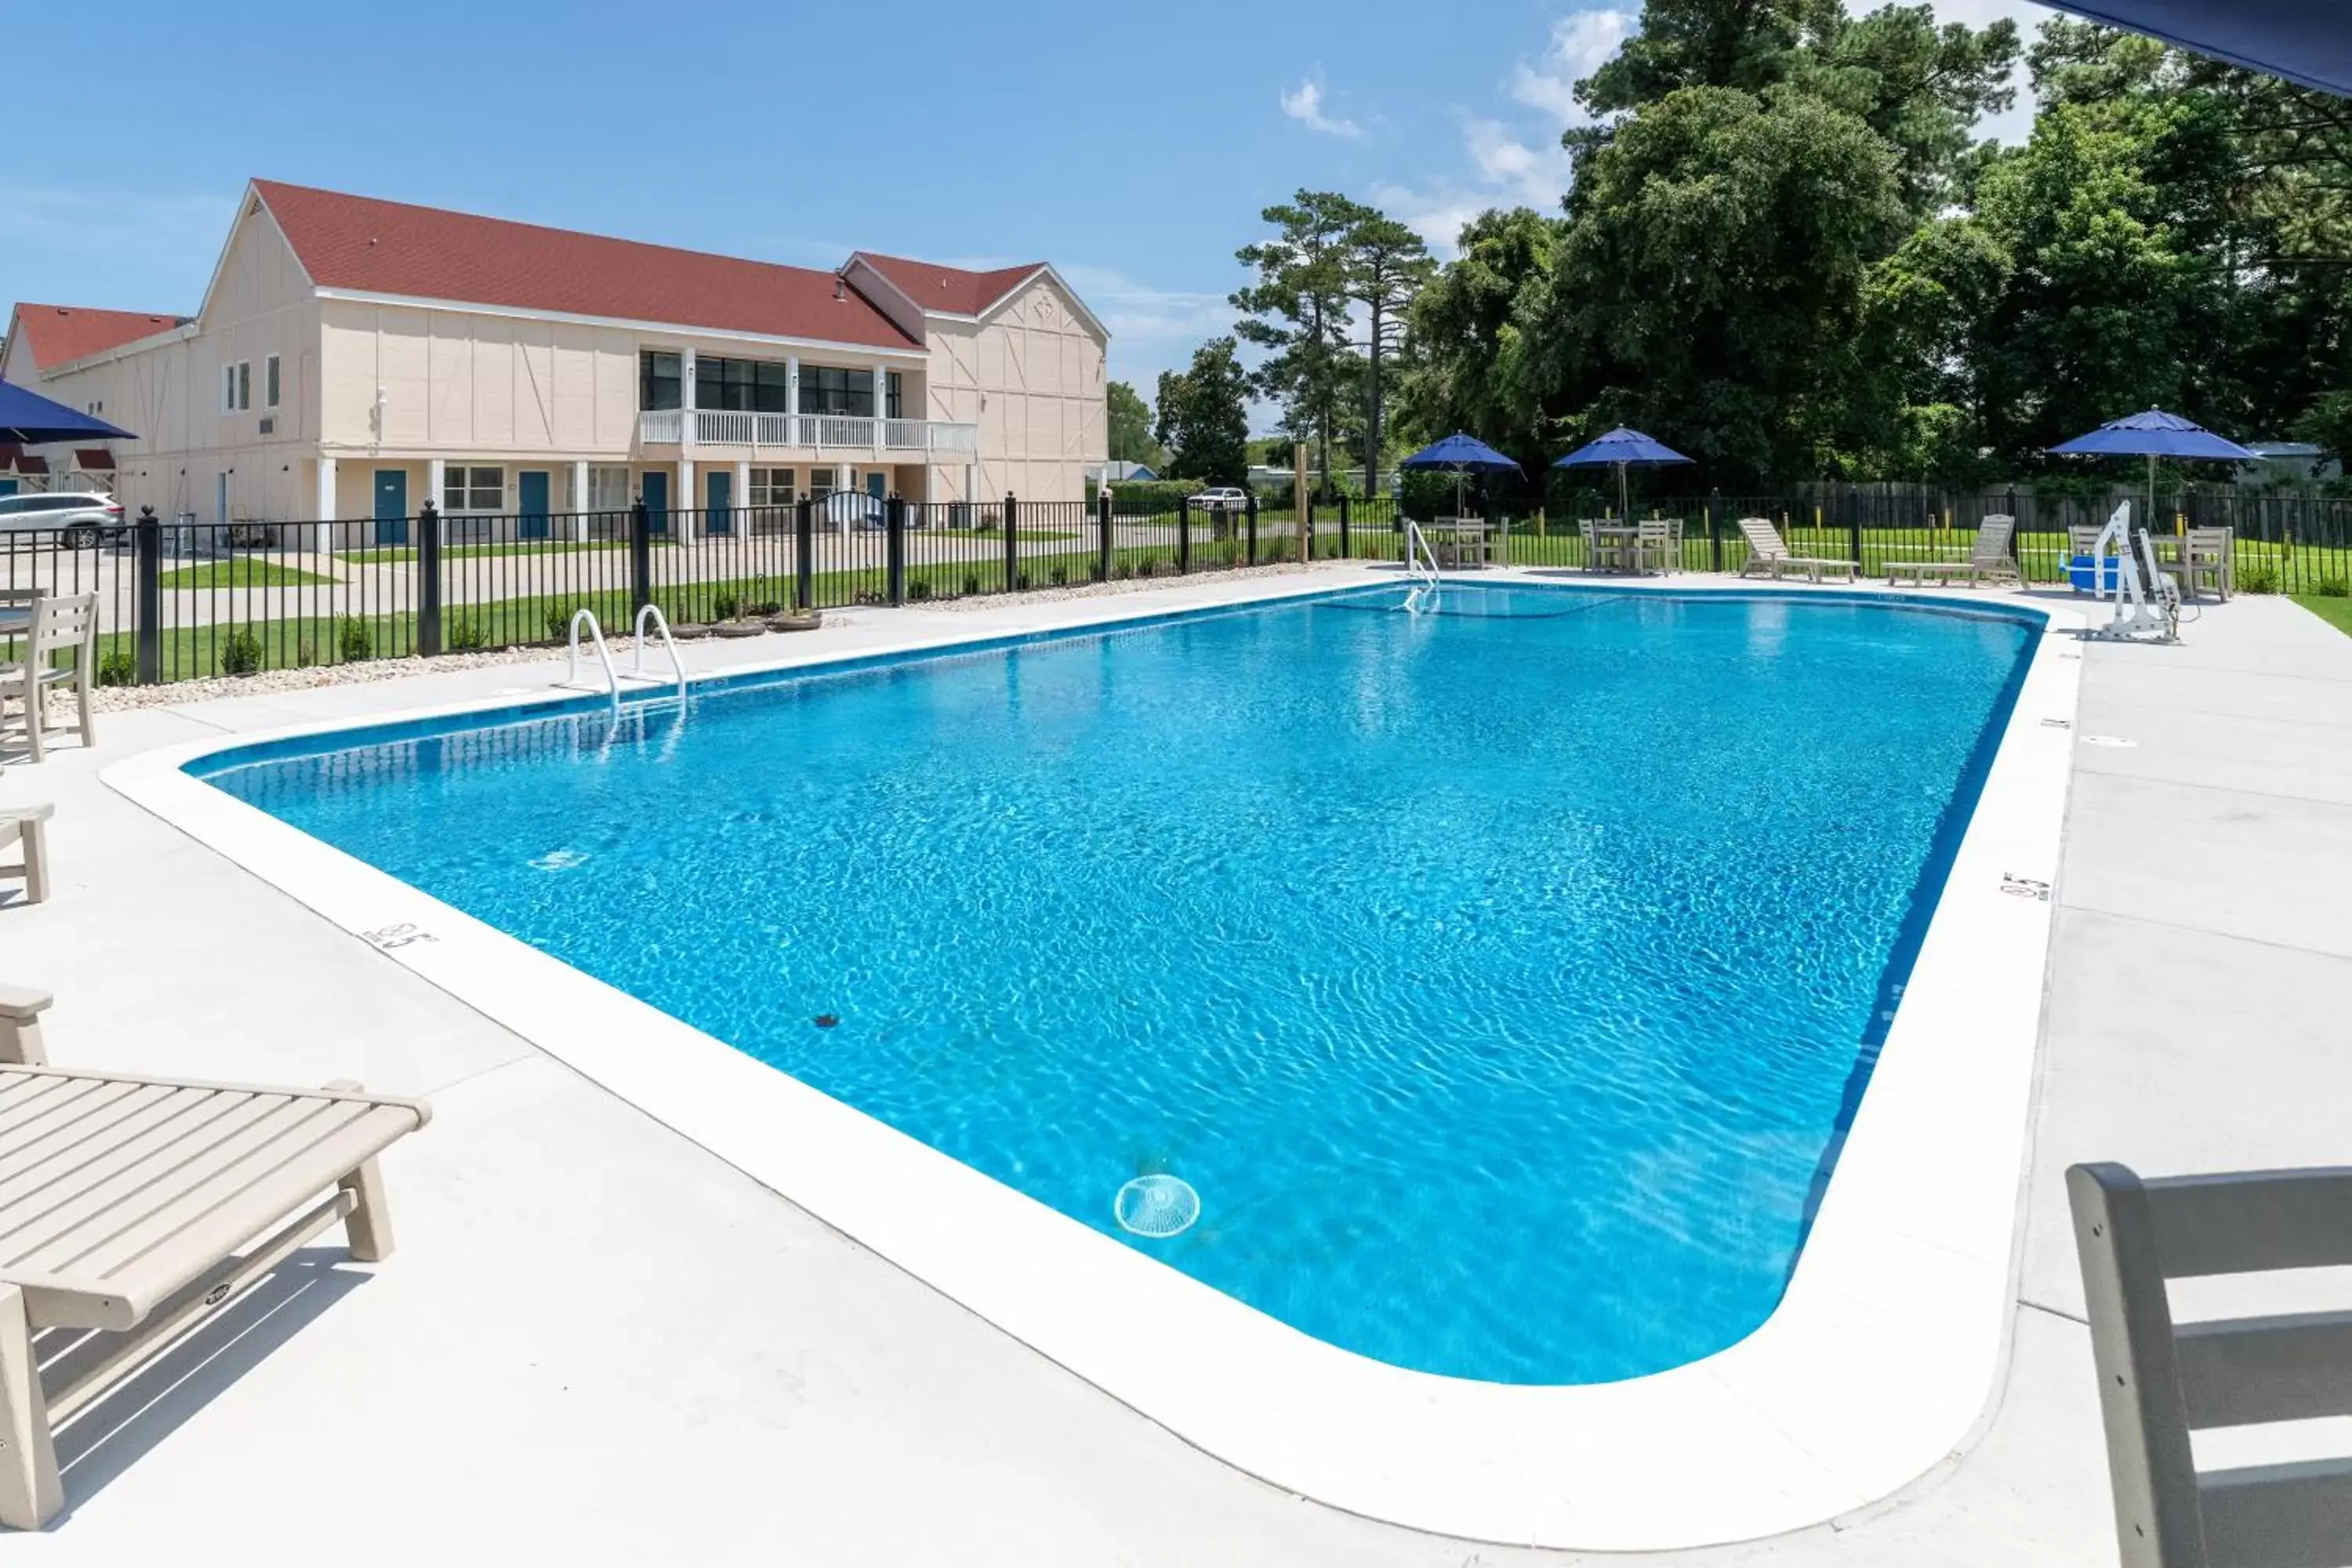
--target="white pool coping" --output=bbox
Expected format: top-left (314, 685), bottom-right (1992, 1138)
top-left (103, 568), bottom-right (2087, 1551)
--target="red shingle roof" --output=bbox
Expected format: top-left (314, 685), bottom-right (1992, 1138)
top-left (9, 303), bottom-right (187, 370)
top-left (857, 253), bottom-right (1045, 317)
top-left (252, 180), bottom-right (920, 350)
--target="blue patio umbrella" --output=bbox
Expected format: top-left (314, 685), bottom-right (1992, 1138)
top-left (0, 379), bottom-right (135, 446)
top-left (2048, 408), bottom-right (2258, 530)
top-left (1553, 426), bottom-right (1693, 521)
top-left (1399, 432), bottom-right (1522, 520)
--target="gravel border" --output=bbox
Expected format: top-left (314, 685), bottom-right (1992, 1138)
top-left (89, 559), bottom-right (1351, 712)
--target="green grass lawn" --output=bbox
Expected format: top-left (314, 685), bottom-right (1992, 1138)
top-left (343, 540), bottom-right (630, 564)
top-left (2292, 594), bottom-right (2352, 637)
top-left (156, 559), bottom-right (337, 589)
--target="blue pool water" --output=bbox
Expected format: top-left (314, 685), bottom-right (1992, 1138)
top-left (199, 584), bottom-right (2036, 1385)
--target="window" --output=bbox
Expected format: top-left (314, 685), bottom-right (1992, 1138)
top-left (638, 350), bottom-right (682, 411)
top-left (587, 466), bottom-right (633, 514)
top-left (220, 361), bottom-right (250, 412)
top-left (442, 465), bottom-right (505, 513)
top-left (885, 372), bottom-right (903, 421)
top-left (749, 467), bottom-right (797, 506)
top-left (808, 470), bottom-right (834, 503)
top-left (695, 356), bottom-right (793, 414)
top-left (85, 399), bottom-right (104, 416)
top-left (799, 365), bottom-right (875, 418)
top-left (264, 354), bottom-right (281, 408)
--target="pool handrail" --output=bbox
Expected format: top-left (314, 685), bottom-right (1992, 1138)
top-left (561, 609), bottom-right (622, 712)
top-left (631, 604), bottom-right (688, 701)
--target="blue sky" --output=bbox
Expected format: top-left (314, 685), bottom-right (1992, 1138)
top-left (3, 0), bottom-right (2047, 418)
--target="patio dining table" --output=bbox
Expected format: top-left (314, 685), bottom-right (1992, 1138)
top-left (1585, 523), bottom-right (1641, 572)
top-left (1421, 518), bottom-right (1493, 568)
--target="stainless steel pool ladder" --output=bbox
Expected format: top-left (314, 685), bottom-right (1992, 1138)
top-left (558, 607), bottom-right (688, 709)
top-left (1403, 519), bottom-right (1441, 614)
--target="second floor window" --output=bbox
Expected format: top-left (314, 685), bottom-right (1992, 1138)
top-left (696, 356), bottom-right (793, 414)
top-left (265, 354), bottom-right (281, 408)
top-left (800, 365), bottom-right (875, 418)
top-left (639, 350), bottom-right (682, 411)
top-left (221, 361), bottom-right (250, 412)
top-left (886, 372), bottom-right (903, 421)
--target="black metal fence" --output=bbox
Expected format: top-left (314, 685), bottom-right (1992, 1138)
top-left (5, 483), bottom-right (2346, 686)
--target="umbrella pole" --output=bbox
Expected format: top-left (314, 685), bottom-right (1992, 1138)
top-left (1617, 462), bottom-right (1629, 522)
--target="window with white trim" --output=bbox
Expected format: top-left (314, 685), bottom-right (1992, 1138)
top-left (221, 362), bottom-right (252, 412)
top-left (264, 354), bottom-right (281, 408)
top-left (442, 465), bottom-right (505, 514)
top-left (749, 467), bottom-right (797, 507)
top-left (587, 466), bottom-right (633, 514)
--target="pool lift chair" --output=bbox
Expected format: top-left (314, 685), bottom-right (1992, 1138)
top-left (2085, 500), bottom-right (2180, 644)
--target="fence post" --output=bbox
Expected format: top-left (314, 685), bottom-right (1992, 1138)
top-left (793, 496), bottom-right (815, 612)
top-left (416, 501), bottom-right (444, 655)
top-left (1245, 492), bottom-right (1259, 567)
top-left (1002, 493), bottom-right (1020, 590)
top-left (1339, 492), bottom-right (1351, 558)
top-left (134, 506), bottom-right (162, 684)
top-left (1303, 493), bottom-right (1316, 562)
top-left (630, 497), bottom-right (653, 615)
top-left (1708, 489), bottom-right (1723, 573)
top-left (886, 495), bottom-right (907, 606)
top-left (1097, 488), bottom-right (1114, 582)
top-left (1178, 499), bottom-right (1192, 574)
top-left (1845, 485), bottom-right (1863, 571)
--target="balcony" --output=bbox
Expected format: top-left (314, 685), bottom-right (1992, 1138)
top-left (639, 410), bottom-right (979, 455)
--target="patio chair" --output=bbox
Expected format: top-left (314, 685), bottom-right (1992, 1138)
top-left (2067, 524), bottom-right (2107, 594)
top-left (0, 985), bottom-right (430, 1530)
top-left (1632, 518), bottom-right (1680, 575)
top-left (1581, 518), bottom-right (1628, 573)
top-left (2070, 1160), bottom-right (2352, 1568)
top-left (1735, 517), bottom-right (1855, 583)
top-left (2172, 526), bottom-right (2234, 601)
top-left (1888, 515), bottom-right (2021, 587)
top-left (0, 594), bottom-right (99, 762)
top-left (1, 804), bottom-right (51, 905)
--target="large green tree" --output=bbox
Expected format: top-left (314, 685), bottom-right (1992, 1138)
top-left (1345, 210), bottom-right (1436, 497)
top-left (1152, 338), bottom-right (1251, 484)
top-left (1105, 379), bottom-right (1163, 466)
top-left (1232, 191), bottom-right (1367, 495)
top-left (1396, 207), bottom-right (1564, 471)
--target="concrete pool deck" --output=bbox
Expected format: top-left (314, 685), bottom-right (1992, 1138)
top-left (2, 565), bottom-right (2347, 1563)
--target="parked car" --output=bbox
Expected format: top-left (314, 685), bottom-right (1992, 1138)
top-left (0, 491), bottom-right (128, 549)
top-left (1187, 486), bottom-right (1250, 511)
top-left (818, 490), bottom-right (887, 531)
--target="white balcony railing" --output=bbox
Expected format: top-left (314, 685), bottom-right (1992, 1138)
top-left (643, 409), bottom-right (980, 454)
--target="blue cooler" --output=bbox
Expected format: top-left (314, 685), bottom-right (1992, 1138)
top-left (2068, 554), bottom-right (2118, 593)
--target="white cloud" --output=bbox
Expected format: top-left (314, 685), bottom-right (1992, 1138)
top-left (1057, 262), bottom-right (1234, 393)
top-left (1508, 9), bottom-right (1634, 125)
top-left (1279, 78), bottom-right (1363, 140)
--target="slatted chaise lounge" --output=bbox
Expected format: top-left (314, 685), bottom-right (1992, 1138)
top-left (0, 806), bottom-right (49, 906)
top-left (1887, 515), bottom-right (2023, 587)
top-left (0, 985), bottom-right (430, 1530)
top-left (1736, 517), bottom-right (1857, 583)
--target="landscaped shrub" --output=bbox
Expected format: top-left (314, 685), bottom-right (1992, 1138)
top-left (1015, 571), bottom-right (1033, 590)
top-left (908, 579), bottom-right (932, 601)
top-left (2238, 564), bottom-right (2280, 594)
top-left (712, 590), bottom-right (741, 621)
top-left (544, 604), bottom-right (581, 642)
top-left (2317, 575), bottom-right (2350, 597)
top-left (96, 648), bottom-right (136, 687)
top-left (750, 599), bottom-right (782, 616)
top-left (962, 572), bottom-right (982, 596)
top-left (1050, 564), bottom-right (1069, 586)
top-left (446, 615), bottom-right (486, 652)
top-left (297, 638), bottom-right (318, 667)
top-left (218, 629), bottom-right (263, 676)
top-left (334, 614), bottom-right (372, 662)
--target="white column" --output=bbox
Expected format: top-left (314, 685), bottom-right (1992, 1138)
top-left (680, 347), bottom-right (698, 453)
top-left (677, 457), bottom-right (696, 546)
top-left (872, 361), bottom-right (888, 457)
top-left (786, 355), bottom-right (800, 426)
top-left (571, 459), bottom-right (590, 543)
top-left (314, 456), bottom-right (337, 553)
top-left (733, 459), bottom-right (750, 521)
top-left (426, 458), bottom-right (446, 540)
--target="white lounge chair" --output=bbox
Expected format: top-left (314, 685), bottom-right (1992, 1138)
top-left (0, 805), bottom-right (50, 906)
top-left (1, 594), bottom-right (100, 762)
top-left (0, 986), bottom-right (430, 1530)
top-left (1736, 517), bottom-right (1855, 583)
top-left (1889, 516), bottom-right (2022, 587)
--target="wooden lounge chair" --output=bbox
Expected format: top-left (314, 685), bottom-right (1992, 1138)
top-left (0, 806), bottom-right (50, 906)
top-left (0, 986), bottom-right (430, 1530)
top-left (0, 595), bottom-right (100, 763)
top-left (2071, 1160), bottom-right (2352, 1568)
top-left (1735, 517), bottom-right (1855, 583)
top-left (1888, 515), bottom-right (2021, 587)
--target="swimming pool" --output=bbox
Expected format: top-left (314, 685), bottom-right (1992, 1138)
top-left (191, 582), bottom-right (2036, 1387)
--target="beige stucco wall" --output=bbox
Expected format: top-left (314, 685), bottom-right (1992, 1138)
top-left (924, 273), bottom-right (1106, 505)
top-left (9, 198), bottom-right (318, 523)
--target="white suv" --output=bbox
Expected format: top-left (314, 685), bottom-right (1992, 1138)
top-left (1187, 486), bottom-right (1249, 510)
top-left (0, 491), bottom-right (127, 549)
